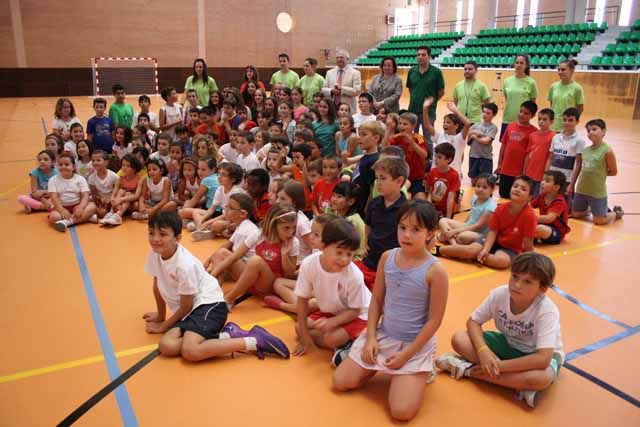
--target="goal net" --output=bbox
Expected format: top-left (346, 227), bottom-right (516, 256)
top-left (91, 57), bottom-right (158, 96)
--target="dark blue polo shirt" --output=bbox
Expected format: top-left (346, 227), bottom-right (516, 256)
top-left (363, 193), bottom-right (408, 270)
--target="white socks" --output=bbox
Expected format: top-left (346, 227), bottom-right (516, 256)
top-left (219, 332), bottom-right (230, 340)
top-left (244, 337), bottom-right (257, 351)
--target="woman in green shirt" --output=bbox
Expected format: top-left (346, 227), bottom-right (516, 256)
top-left (183, 58), bottom-right (219, 107)
top-left (299, 58), bottom-right (326, 107)
top-left (502, 55), bottom-right (538, 137)
top-left (312, 98), bottom-right (339, 156)
top-left (547, 59), bottom-right (585, 132)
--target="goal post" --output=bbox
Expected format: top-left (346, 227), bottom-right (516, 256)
top-left (91, 57), bottom-right (159, 96)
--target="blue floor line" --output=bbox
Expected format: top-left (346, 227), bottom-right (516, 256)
top-left (69, 228), bottom-right (137, 426)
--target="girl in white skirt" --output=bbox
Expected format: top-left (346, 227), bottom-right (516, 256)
top-left (333, 200), bottom-right (449, 421)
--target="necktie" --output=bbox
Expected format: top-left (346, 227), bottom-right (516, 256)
top-left (335, 69), bottom-right (344, 106)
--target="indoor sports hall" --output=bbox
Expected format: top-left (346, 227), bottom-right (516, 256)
top-left (1, 0), bottom-right (639, 425)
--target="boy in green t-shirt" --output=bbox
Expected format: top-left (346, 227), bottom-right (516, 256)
top-left (108, 84), bottom-right (134, 128)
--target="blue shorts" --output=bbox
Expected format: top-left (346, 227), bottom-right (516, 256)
top-left (409, 179), bottom-right (426, 195)
top-left (480, 237), bottom-right (518, 260)
top-left (468, 157), bottom-right (493, 178)
top-left (540, 225), bottom-right (563, 244)
top-left (572, 193), bottom-right (608, 217)
top-left (530, 180), bottom-right (541, 198)
top-left (176, 302), bottom-right (228, 340)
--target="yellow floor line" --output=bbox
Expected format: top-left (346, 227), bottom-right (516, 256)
top-left (0, 316), bottom-right (293, 385)
top-left (1, 236), bottom-right (638, 386)
top-left (0, 178), bottom-right (29, 197)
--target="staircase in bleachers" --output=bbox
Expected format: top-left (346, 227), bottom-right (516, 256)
top-left (441, 22), bottom-right (608, 69)
top-left (589, 19), bottom-right (640, 70)
top-left (356, 31), bottom-right (464, 66)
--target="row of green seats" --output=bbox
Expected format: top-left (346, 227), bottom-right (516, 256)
top-left (380, 39), bottom-right (455, 49)
top-left (356, 57), bottom-right (420, 66)
top-left (367, 48), bottom-right (443, 58)
top-left (604, 43), bottom-right (640, 55)
top-left (454, 44), bottom-right (580, 56)
top-left (441, 55), bottom-right (571, 68)
top-left (478, 22), bottom-right (606, 37)
top-left (617, 31), bottom-right (640, 42)
top-left (467, 32), bottom-right (595, 46)
top-left (590, 55), bottom-right (640, 69)
top-left (389, 31), bottom-right (463, 42)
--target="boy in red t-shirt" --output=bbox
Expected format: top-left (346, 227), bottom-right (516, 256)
top-left (388, 112), bottom-right (428, 198)
top-left (523, 108), bottom-right (555, 197)
top-left (246, 168), bottom-right (272, 222)
top-left (497, 101), bottom-right (538, 199)
top-left (532, 170), bottom-right (570, 245)
top-left (196, 106), bottom-right (225, 142)
top-left (426, 142), bottom-right (460, 218)
top-left (310, 156), bottom-right (341, 215)
top-left (446, 176), bottom-right (536, 269)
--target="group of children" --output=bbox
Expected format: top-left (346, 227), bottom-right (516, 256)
top-left (17, 79), bottom-right (624, 421)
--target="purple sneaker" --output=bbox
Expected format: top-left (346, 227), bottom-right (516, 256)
top-left (249, 325), bottom-right (290, 359)
top-left (221, 322), bottom-right (250, 339)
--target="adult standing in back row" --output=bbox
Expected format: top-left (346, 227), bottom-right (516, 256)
top-left (183, 58), bottom-right (219, 107)
top-left (322, 50), bottom-right (362, 113)
top-left (270, 53), bottom-right (300, 91)
top-left (407, 46), bottom-right (445, 162)
top-left (502, 54), bottom-right (538, 137)
top-left (547, 59), bottom-right (585, 133)
top-left (452, 60), bottom-right (491, 124)
top-left (368, 57), bottom-right (403, 113)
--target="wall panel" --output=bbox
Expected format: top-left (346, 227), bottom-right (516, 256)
top-left (0, 1), bottom-right (17, 68)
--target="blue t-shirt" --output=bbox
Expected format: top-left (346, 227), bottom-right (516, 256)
top-left (182, 139), bottom-right (193, 157)
top-left (87, 116), bottom-right (114, 153)
top-left (201, 174), bottom-right (220, 209)
top-left (30, 167), bottom-right (58, 190)
top-left (466, 195), bottom-right (497, 235)
top-left (363, 193), bottom-right (407, 270)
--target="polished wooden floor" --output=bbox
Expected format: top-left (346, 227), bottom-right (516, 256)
top-left (0, 96), bottom-right (638, 426)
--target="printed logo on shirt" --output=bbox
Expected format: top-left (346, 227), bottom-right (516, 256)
top-left (497, 310), bottom-right (534, 336)
top-left (262, 248), bottom-right (278, 262)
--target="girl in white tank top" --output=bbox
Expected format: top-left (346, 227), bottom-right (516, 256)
top-left (132, 158), bottom-right (178, 219)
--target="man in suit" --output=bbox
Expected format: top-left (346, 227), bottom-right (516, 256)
top-left (322, 49), bottom-right (362, 113)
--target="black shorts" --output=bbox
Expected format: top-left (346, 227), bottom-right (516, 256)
top-left (480, 237), bottom-right (518, 260)
top-left (468, 157), bottom-right (493, 178)
top-left (176, 302), bottom-right (228, 340)
top-left (540, 225), bottom-right (563, 245)
top-left (498, 174), bottom-right (516, 199)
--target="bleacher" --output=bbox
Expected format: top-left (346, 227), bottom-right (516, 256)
top-left (356, 31), bottom-right (464, 66)
top-left (441, 22), bottom-right (607, 69)
top-left (590, 19), bottom-right (640, 70)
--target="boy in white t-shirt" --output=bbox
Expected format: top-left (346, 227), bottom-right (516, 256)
top-left (143, 211), bottom-right (289, 361)
top-left (293, 218), bottom-right (372, 365)
top-left (545, 107), bottom-right (585, 196)
top-left (423, 99), bottom-right (470, 175)
top-left (236, 131), bottom-right (261, 172)
top-left (159, 87), bottom-right (183, 140)
top-left (352, 93), bottom-right (377, 134)
top-left (436, 253), bottom-right (563, 408)
top-left (87, 150), bottom-right (119, 219)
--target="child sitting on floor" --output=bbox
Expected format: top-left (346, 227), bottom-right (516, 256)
top-left (18, 149), bottom-right (57, 213)
top-left (532, 170), bottom-right (570, 244)
top-left (143, 211), bottom-right (289, 361)
top-left (436, 252), bottom-right (563, 409)
top-left (293, 218), bottom-right (371, 366)
top-left (333, 200), bottom-right (448, 422)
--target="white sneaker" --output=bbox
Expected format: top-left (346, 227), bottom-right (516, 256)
top-left (516, 390), bottom-right (539, 408)
top-left (186, 221), bottom-right (197, 232)
top-left (54, 219), bottom-right (73, 232)
top-left (109, 213), bottom-right (123, 225)
top-left (89, 214), bottom-right (98, 224)
top-left (192, 229), bottom-right (214, 241)
top-left (131, 211), bottom-right (148, 220)
top-left (435, 353), bottom-right (473, 380)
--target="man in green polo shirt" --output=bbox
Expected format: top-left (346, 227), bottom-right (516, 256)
top-left (407, 46), bottom-right (445, 132)
top-left (270, 53), bottom-right (300, 91)
top-left (452, 60), bottom-right (491, 124)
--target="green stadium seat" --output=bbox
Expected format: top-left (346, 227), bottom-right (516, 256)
top-left (615, 44), bottom-right (627, 55)
top-left (612, 55), bottom-right (624, 68)
top-left (590, 56), bottom-right (602, 68)
top-left (628, 43), bottom-right (640, 54)
top-left (567, 33), bottom-right (577, 43)
top-left (631, 31), bottom-right (640, 41)
top-left (599, 22), bottom-right (608, 32)
top-left (601, 56), bottom-right (613, 68)
top-left (619, 32), bottom-right (631, 42)
top-left (634, 19), bottom-right (640, 29)
top-left (540, 56), bottom-right (550, 68)
top-left (623, 55), bottom-right (637, 68)
top-left (604, 44), bottom-right (616, 55)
